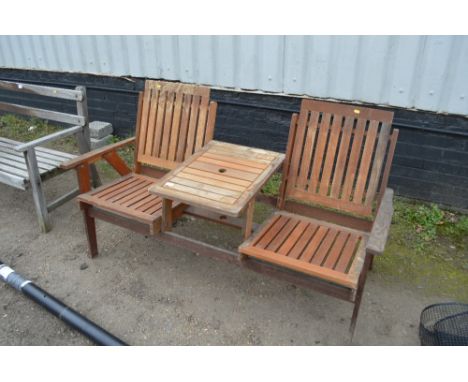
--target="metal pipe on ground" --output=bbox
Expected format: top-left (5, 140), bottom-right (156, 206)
top-left (0, 259), bottom-right (127, 346)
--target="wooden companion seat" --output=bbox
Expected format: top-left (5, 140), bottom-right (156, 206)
top-left (240, 99), bottom-right (399, 335)
top-left (61, 80), bottom-right (217, 256)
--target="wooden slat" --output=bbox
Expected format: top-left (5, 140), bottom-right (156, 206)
top-left (340, 118), bottom-right (367, 201)
top-left (240, 245), bottom-right (357, 288)
top-left (318, 115), bottom-right (343, 196)
top-left (208, 143), bottom-right (277, 162)
top-left (0, 102), bottom-right (85, 126)
top-left (168, 91), bottom-right (184, 161)
top-left (0, 169), bottom-right (27, 189)
top-left (183, 167), bottom-right (251, 187)
top-left (176, 171), bottom-right (246, 192)
top-left (334, 235), bottom-right (360, 273)
top-left (189, 161), bottom-right (259, 182)
top-left (0, 155), bottom-right (47, 174)
top-left (204, 102), bottom-right (217, 144)
top-left (169, 176), bottom-right (242, 198)
top-left (0, 151), bottom-right (55, 171)
top-left (93, 176), bottom-right (139, 198)
top-left (152, 89), bottom-right (167, 158)
top-left (0, 80), bottom-right (84, 101)
top-left (163, 181), bottom-right (238, 204)
top-left (289, 188), bottom-right (373, 216)
top-left (184, 95), bottom-right (201, 158)
top-left (286, 223), bottom-right (319, 259)
top-left (286, 109), bottom-right (310, 191)
top-left (0, 138), bottom-right (74, 164)
top-left (322, 231), bottom-right (350, 269)
top-left (296, 111), bottom-right (319, 189)
top-left (176, 94), bottom-right (192, 161)
top-left (118, 187), bottom-right (151, 207)
top-left (195, 96), bottom-right (209, 151)
top-left (160, 91), bottom-right (175, 159)
top-left (104, 179), bottom-right (148, 202)
top-left (197, 155), bottom-right (263, 174)
top-left (255, 215), bottom-right (290, 249)
top-left (309, 228), bottom-right (339, 265)
top-left (139, 90), bottom-right (153, 156)
top-left (107, 180), bottom-right (151, 203)
top-left (0, 162), bottom-right (29, 177)
top-left (299, 226), bottom-right (329, 263)
top-left (265, 218), bottom-right (299, 252)
top-left (144, 89), bottom-right (159, 156)
top-left (144, 200), bottom-right (163, 215)
top-left (365, 123), bottom-right (391, 205)
top-left (203, 151), bottom-right (267, 170)
top-left (131, 194), bottom-right (158, 210)
top-left (330, 116), bottom-right (353, 198)
top-left (353, 120), bottom-right (379, 203)
top-left (277, 221), bottom-right (309, 256)
top-left (308, 113), bottom-right (332, 193)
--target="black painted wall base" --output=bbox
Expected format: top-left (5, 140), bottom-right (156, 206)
top-left (0, 68), bottom-right (467, 209)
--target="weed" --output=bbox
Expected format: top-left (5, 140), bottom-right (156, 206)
top-left (0, 114), bottom-right (78, 153)
top-left (262, 173), bottom-right (282, 197)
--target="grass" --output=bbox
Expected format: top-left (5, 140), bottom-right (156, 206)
top-left (0, 114), bottom-right (78, 153)
top-left (2, 113), bottom-right (468, 301)
top-left (262, 173), bottom-right (282, 197)
top-left (0, 113), bottom-right (135, 182)
top-left (375, 198), bottom-right (468, 301)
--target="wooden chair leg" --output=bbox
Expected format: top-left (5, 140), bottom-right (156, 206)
top-left (24, 148), bottom-right (51, 233)
top-left (349, 253), bottom-right (372, 340)
top-left (243, 197), bottom-right (256, 240)
top-left (369, 255), bottom-right (374, 271)
top-left (162, 198), bottom-right (173, 232)
top-left (80, 203), bottom-right (98, 258)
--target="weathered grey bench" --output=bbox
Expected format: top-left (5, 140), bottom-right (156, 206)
top-left (0, 80), bottom-right (99, 232)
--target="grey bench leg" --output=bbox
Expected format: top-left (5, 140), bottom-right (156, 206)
top-left (24, 148), bottom-right (51, 233)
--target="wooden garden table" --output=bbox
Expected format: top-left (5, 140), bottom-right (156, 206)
top-left (148, 140), bottom-right (285, 239)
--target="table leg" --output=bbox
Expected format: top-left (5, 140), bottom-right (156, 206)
top-left (162, 198), bottom-right (173, 232)
top-left (243, 197), bottom-right (255, 240)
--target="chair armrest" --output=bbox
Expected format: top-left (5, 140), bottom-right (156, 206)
top-left (366, 188), bottom-right (394, 256)
top-left (14, 125), bottom-right (83, 152)
top-left (60, 137), bottom-right (135, 170)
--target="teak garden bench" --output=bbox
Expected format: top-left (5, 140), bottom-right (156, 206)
top-left (61, 80), bottom-right (218, 257)
top-left (0, 80), bottom-right (98, 233)
top-left (239, 99), bottom-right (399, 337)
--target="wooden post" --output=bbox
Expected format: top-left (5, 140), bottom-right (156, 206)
top-left (243, 197), bottom-right (255, 240)
top-left (161, 198), bottom-right (173, 232)
top-left (24, 148), bottom-right (51, 233)
top-left (80, 202), bottom-right (98, 258)
top-left (75, 86), bottom-right (101, 188)
top-left (76, 164), bottom-right (92, 193)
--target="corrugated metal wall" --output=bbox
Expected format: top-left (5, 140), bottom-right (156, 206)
top-left (0, 35), bottom-right (467, 115)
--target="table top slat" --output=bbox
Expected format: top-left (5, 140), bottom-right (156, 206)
top-left (149, 141), bottom-right (284, 216)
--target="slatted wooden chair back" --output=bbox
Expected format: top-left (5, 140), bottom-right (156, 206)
top-left (136, 80), bottom-right (217, 171)
top-left (280, 99), bottom-right (398, 219)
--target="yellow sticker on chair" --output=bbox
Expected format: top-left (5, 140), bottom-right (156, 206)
top-left (354, 109), bottom-right (361, 114)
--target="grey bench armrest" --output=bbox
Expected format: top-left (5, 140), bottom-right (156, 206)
top-left (366, 188), bottom-right (394, 256)
top-left (14, 125), bottom-right (83, 152)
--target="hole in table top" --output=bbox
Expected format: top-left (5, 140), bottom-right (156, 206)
top-left (218, 168), bottom-right (226, 173)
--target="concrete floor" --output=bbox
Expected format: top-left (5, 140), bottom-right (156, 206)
top-left (0, 171), bottom-right (439, 345)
